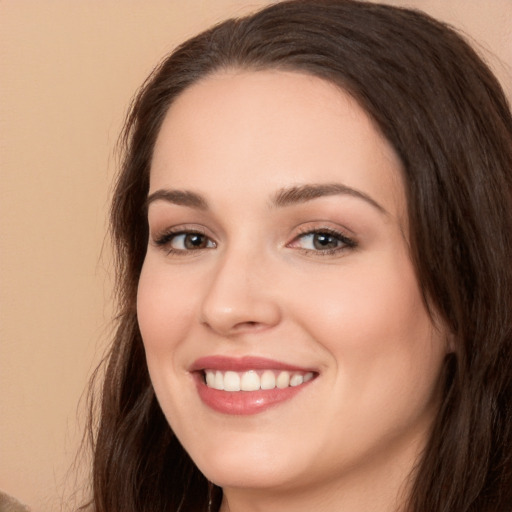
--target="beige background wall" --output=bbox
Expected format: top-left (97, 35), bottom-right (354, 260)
top-left (1, 2), bottom-right (510, 511)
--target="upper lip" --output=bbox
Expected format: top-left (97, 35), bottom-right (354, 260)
top-left (189, 355), bottom-right (316, 373)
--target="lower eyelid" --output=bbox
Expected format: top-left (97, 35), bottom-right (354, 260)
top-left (290, 229), bottom-right (355, 249)
top-left (152, 229), bottom-right (217, 255)
top-left (151, 225), bottom-right (355, 256)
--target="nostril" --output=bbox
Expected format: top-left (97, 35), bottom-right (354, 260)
top-left (234, 320), bottom-right (261, 330)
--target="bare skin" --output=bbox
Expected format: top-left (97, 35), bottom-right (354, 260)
top-left (138, 70), bottom-right (449, 512)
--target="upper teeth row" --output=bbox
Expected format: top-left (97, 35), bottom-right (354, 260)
top-left (205, 369), bottom-right (314, 392)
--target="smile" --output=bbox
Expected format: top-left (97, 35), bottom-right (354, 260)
top-left (204, 369), bottom-right (315, 391)
top-left (191, 356), bottom-right (318, 415)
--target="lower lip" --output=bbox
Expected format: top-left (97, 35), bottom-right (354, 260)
top-left (195, 375), bottom-right (312, 415)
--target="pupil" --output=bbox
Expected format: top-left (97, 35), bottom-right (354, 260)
top-left (185, 234), bottom-right (205, 249)
top-left (313, 233), bottom-right (338, 250)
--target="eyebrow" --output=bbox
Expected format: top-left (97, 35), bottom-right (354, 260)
top-left (146, 182), bottom-right (387, 214)
top-left (271, 183), bottom-right (387, 214)
top-left (146, 189), bottom-right (208, 210)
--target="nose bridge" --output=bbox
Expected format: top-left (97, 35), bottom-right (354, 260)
top-left (200, 238), bottom-right (281, 334)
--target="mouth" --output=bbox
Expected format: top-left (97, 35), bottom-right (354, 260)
top-left (203, 369), bottom-right (315, 391)
top-left (190, 356), bottom-right (318, 415)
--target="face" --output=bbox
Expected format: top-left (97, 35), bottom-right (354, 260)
top-left (137, 70), bottom-right (448, 499)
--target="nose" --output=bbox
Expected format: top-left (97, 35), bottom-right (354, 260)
top-left (200, 247), bottom-right (282, 336)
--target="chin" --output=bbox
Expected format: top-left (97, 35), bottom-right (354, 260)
top-left (203, 461), bottom-right (302, 491)
top-left (187, 436), bottom-right (310, 490)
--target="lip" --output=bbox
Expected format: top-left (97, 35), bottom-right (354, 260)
top-left (190, 356), bottom-right (317, 415)
top-left (190, 355), bottom-right (314, 373)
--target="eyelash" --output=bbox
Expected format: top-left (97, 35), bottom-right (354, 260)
top-left (152, 226), bottom-right (357, 256)
top-left (291, 226), bottom-right (357, 256)
top-left (153, 228), bottom-right (214, 255)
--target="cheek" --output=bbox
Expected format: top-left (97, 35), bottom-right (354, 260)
top-left (136, 260), bottom-right (202, 429)
top-left (136, 259), bottom-right (196, 355)
top-left (296, 256), bottom-right (425, 344)
top-left (293, 250), bottom-right (445, 398)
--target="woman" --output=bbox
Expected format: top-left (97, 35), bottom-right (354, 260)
top-left (86, 1), bottom-right (512, 511)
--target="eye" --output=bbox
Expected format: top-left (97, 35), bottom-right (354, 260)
top-left (154, 230), bottom-right (216, 253)
top-left (289, 228), bottom-right (356, 254)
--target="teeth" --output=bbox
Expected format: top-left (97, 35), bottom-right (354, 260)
top-left (260, 370), bottom-right (276, 390)
top-left (224, 371), bottom-right (240, 391)
top-left (276, 371), bottom-right (290, 388)
top-left (206, 371), bottom-right (216, 388)
top-left (240, 370), bottom-right (260, 391)
top-left (290, 374), bottom-right (304, 387)
top-left (214, 371), bottom-right (224, 390)
top-left (204, 369), bottom-right (314, 392)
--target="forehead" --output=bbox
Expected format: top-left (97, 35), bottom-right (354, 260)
top-left (150, 69), bottom-right (405, 220)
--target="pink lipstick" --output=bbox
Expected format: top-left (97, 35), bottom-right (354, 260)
top-left (190, 356), bottom-right (317, 415)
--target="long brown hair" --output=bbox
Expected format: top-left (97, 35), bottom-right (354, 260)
top-left (86, 1), bottom-right (512, 510)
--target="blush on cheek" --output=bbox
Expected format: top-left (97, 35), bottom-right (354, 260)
top-left (137, 269), bottom-right (182, 350)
